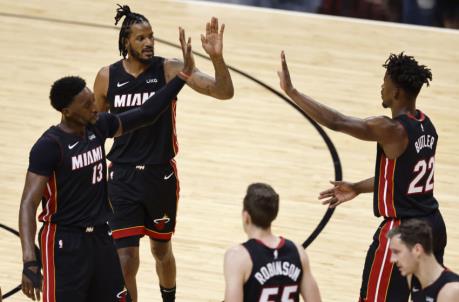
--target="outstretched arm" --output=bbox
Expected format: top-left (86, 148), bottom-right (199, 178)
top-left (319, 177), bottom-right (374, 208)
top-left (278, 51), bottom-right (402, 145)
top-left (19, 172), bottom-right (48, 301)
top-left (164, 17), bottom-right (234, 100)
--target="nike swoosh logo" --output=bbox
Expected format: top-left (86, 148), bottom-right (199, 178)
top-left (68, 142), bottom-right (79, 149)
top-left (117, 81), bottom-right (129, 88)
top-left (164, 172), bottom-right (174, 180)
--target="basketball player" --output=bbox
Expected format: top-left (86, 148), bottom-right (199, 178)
top-left (278, 51), bottom-right (447, 301)
top-left (93, 5), bottom-right (234, 302)
top-left (19, 35), bottom-right (194, 302)
top-left (224, 183), bottom-right (322, 302)
top-left (388, 219), bottom-right (459, 301)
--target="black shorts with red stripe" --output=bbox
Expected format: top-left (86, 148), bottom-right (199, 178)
top-left (108, 160), bottom-right (179, 246)
top-left (359, 209), bottom-right (446, 302)
top-left (38, 223), bottom-right (129, 302)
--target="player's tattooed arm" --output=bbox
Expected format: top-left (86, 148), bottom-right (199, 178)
top-left (19, 172), bottom-right (48, 301)
top-left (94, 66), bottom-right (110, 112)
top-left (164, 17), bottom-right (234, 100)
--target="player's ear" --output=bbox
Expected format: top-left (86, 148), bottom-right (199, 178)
top-left (412, 243), bottom-right (423, 258)
top-left (61, 107), bottom-right (70, 117)
top-left (242, 210), bottom-right (250, 225)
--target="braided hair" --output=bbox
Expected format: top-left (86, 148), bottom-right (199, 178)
top-left (114, 4), bottom-right (150, 58)
top-left (383, 52), bottom-right (432, 97)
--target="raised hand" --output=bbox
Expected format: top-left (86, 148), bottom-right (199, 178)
top-left (179, 26), bottom-right (195, 76)
top-left (201, 17), bottom-right (225, 58)
top-left (277, 51), bottom-right (294, 94)
top-left (319, 180), bottom-right (359, 208)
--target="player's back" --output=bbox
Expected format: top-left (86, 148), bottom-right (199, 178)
top-left (374, 110), bottom-right (439, 218)
top-left (242, 237), bottom-right (303, 302)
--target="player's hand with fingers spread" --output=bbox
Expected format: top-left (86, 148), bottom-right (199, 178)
top-left (178, 27), bottom-right (195, 78)
top-left (277, 51), bottom-right (295, 94)
top-left (201, 17), bottom-right (225, 59)
top-left (319, 180), bottom-right (359, 208)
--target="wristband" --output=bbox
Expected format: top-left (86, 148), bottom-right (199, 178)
top-left (178, 71), bottom-right (191, 81)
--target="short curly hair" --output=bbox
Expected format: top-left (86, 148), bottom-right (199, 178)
top-left (49, 76), bottom-right (86, 111)
top-left (383, 52), bottom-right (432, 97)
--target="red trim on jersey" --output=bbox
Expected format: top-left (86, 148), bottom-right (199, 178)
top-left (407, 110), bottom-right (425, 122)
top-left (377, 155), bottom-right (397, 218)
top-left (111, 226), bottom-right (145, 239)
top-left (145, 228), bottom-right (173, 240)
top-left (171, 99), bottom-right (179, 155)
top-left (170, 158), bottom-right (180, 212)
top-left (38, 173), bottom-right (58, 222)
top-left (364, 219), bottom-right (400, 302)
top-left (276, 237), bottom-right (286, 249)
top-left (41, 223), bottom-right (57, 302)
top-left (254, 237), bottom-right (286, 249)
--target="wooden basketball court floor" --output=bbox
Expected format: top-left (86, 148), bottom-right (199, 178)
top-left (0, 0), bottom-right (458, 301)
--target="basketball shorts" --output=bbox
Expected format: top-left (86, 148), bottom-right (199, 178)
top-left (39, 223), bottom-right (130, 302)
top-left (108, 160), bottom-right (179, 245)
top-left (359, 209), bottom-right (446, 302)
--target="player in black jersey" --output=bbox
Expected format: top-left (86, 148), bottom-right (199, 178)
top-left (18, 37), bottom-right (194, 302)
top-left (93, 5), bottom-right (234, 302)
top-left (278, 52), bottom-right (447, 302)
top-left (388, 219), bottom-right (459, 302)
top-left (224, 183), bottom-right (322, 302)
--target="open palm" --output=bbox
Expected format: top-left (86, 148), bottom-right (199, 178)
top-left (201, 17), bottom-right (224, 58)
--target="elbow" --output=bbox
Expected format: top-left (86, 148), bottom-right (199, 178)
top-left (216, 86), bottom-right (234, 100)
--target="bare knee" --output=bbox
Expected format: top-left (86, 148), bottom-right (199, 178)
top-left (150, 240), bottom-right (173, 262)
top-left (117, 247), bottom-right (140, 278)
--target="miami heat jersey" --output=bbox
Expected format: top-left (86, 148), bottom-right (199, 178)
top-left (242, 238), bottom-right (303, 302)
top-left (28, 113), bottom-right (119, 226)
top-left (106, 57), bottom-right (177, 165)
top-left (411, 270), bottom-right (459, 302)
top-left (373, 110), bottom-right (439, 218)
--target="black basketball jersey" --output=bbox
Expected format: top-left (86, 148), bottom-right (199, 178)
top-left (28, 113), bottom-right (119, 227)
top-left (411, 270), bottom-right (459, 301)
top-left (373, 110), bottom-right (439, 218)
top-left (106, 57), bottom-right (177, 165)
top-left (242, 238), bottom-right (303, 302)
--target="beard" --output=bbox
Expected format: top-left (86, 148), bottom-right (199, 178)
top-left (128, 45), bottom-right (153, 64)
